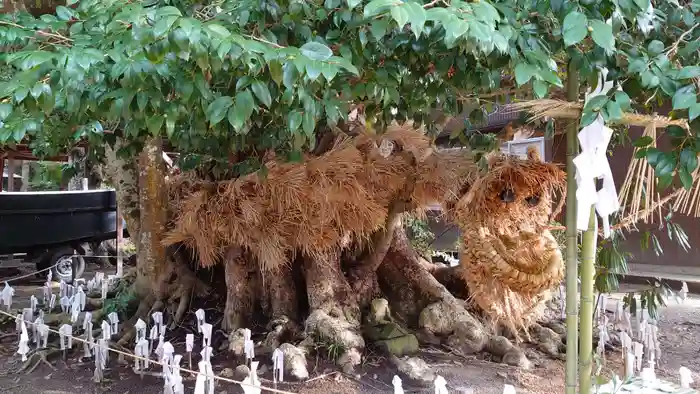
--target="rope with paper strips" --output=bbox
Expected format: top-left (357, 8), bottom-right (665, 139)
top-left (0, 308), bottom-right (298, 394)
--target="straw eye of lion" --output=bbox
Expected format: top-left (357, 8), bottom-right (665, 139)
top-left (499, 189), bottom-right (515, 203)
top-left (525, 195), bottom-right (541, 207)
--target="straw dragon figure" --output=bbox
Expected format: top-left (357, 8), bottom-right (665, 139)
top-left (164, 124), bottom-right (567, 371)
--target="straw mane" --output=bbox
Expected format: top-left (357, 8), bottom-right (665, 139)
top-left (454, 146), bottom-right (567, 335)
top-left (163, 124), bottom-right (476, 271)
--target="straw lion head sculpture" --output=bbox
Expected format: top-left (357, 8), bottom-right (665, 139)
top-left (453, 146), bottom-right (566, 335)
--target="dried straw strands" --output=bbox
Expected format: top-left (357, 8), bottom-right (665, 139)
top-left (618, 123), bottom-right (662, 224)
top-left (511, 98), bottom-right (700, 221)
top-left (164, 124), bottom-right (476, 271)
top-left (455, 147), bottom-right (567, 335)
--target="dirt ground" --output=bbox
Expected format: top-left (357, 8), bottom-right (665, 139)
top-left (0, 266), bottom-right (698, 394)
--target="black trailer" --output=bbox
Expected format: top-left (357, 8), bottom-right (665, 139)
top-left (0, 189), bottom-right (126, 283)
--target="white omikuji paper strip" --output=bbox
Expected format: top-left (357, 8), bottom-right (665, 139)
top-left (1, 282), bottom-right (15, 311)
top-left (679, 367), bottom-right (693, 388)
top-left (155, 335), bottom-right (165, 359)
top-left (135, 318), bottom-right (147, 342)
top-left (392, 375), bottom-right (404, 394)
top-left (83, 322), bottom-right (94, 358)
top-left (70, 296), bottom-right (82, 323)
top-left (201, 323), bottom-right (212, 348)
top-left (240, 360), bottom-right (261, 394)
top-left (17, 320), bottom-right (30, 361)
top-left (503, 384), bottom-right (517, 394)
top-left (185, 334), bottom-right (194, 352)
top-left (83, 312), bottom-right (93, 330)
top-left (195, 309), bottom-right (206, 333)
top-left (171, 355), bottom-right (185, 394)
top-left (152, 311), bottom-right (164, 335)
top-left (49, 294), bottom-right (56, 310)
top-left (59, 280), bottom-right (66, 298)
top-left (43, 284), bottom-right (51, 304)
top-left (434, 375), bottom-right (448, 394)
top-left (60, 295), bottom-right (70, 314)
top-left (29, 295), bottom-right (37, 313)
top-left (272, 348), bottom-right (284, 383)
top-left (135, 338), bottom-right (150, 370)
top-left (37, 323), bottom-right (49, 349)
top-left (22, 307), bottom-right (32, 323)
top-left (108, 312), bottom-right (119, 334)
top-left (194, 360), bottom-right (215, 394)
top-left (243, 328), bottom-right (254, 361)
top-left (59, 324), bottom-right (73, 349)
top-left (102, 320), bottom-right (112, 340)
top-left (573, 68), bottom-right (619, 238)
top-left (32, 317), bottom-right (42, 344)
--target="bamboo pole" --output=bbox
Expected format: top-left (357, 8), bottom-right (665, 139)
top-left (564, 61), bottom-right (580, 394)
top-left (579, 205), bottom-right (597, 394)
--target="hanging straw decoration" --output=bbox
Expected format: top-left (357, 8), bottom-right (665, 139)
top-left (674, 165), bottom-right (700, 217)
top-left (618, 120), bottom-right (662, 224)
top-left (510, 99), bottom-right (694, 223)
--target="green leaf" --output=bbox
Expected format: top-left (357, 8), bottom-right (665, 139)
top-left (391, 4), bottom-right (410, 30)
top-left (288, 110), bottom-right (303, 133)
top-left (589, 20), bottom-right (614, 52)
top-left (606, 100), bottom-right (623, 122)
top-left (647, 40), bottom-right (665, 56)
top-left (302, 111), bottom-right (316, 137)
top-left (679, 167), bottom-right (694, 190)
top-left (206, 24), bottom-right (231, 38)
top-left (404, 2), bottom-right (426, 38)
top-left (678, 66), bottom-right (700, 80)
top-left (300, 42), bottom-right (334, 61)
top-left (147, 115), bottom-right (165, 136)
top-left (370, 19), bottom-right (390, 40)
top-left (514, 62), bottom-right (537, 85)
top-left (654, 152), bottom-right (676, 178)
top-left (628, 59), bottom-right (648, 74)
top-left (0, 103), bottom-right (12, 120)
top-left (156, 6), bottom-right (183, 17)
top-left (269, 61), bottom-right (283, 86)
top-left (672, 85), bottom-right (697, 110)
top-left (282, 63), bottom-right (299, 88)
top-left (680, 147), bottom-right (698, 173)
top-left (228, 90), bottom-right (255, 132)
top-left (633, 136), bottom-right (654, 148)
top-left (614, 91), bottom-right (632, 111)
top-left (690, 103), bottom-right (700, 121)
top-left (55, 5), bottom-right (74, 21)
top-left (166, 117), bottom-right (175, 138)
top-left (347, 0), bottom-right (362, 9)
top-left (583, 95), bottom-right (609, 113)
top-left (533, 80), bottom-right (548, 98)
top-left (364, 0), bottom-right (396, 18)
top-left (562, 11), bottom-right (588, 47)
top-left (251, 80), bottom-right (272, 107)
top-left (206, 96), bottom-right (234, 126)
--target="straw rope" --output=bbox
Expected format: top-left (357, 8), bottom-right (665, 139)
top-left (0, 308), bottom-right (298, 394)
top-left (508, 99), bottom-right (690, 130)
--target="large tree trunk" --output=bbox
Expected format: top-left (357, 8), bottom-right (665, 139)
top-left (136, 136), bottom-right (168, 299)
top-left (222, 247), bottom-right (258, 332)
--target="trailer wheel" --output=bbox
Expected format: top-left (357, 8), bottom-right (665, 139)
top-left (37, 247), bottom-right (86, 284)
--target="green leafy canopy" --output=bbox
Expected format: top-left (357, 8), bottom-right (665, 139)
top-left (1, 0), bottom-right (700, 181)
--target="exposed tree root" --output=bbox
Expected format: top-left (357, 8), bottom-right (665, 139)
top-left (260, 260), bottom-right (300, 351)
top-left (17, 348), bottom-right (59, 374)
top-left (304, 251), bottom-right (364, 373)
